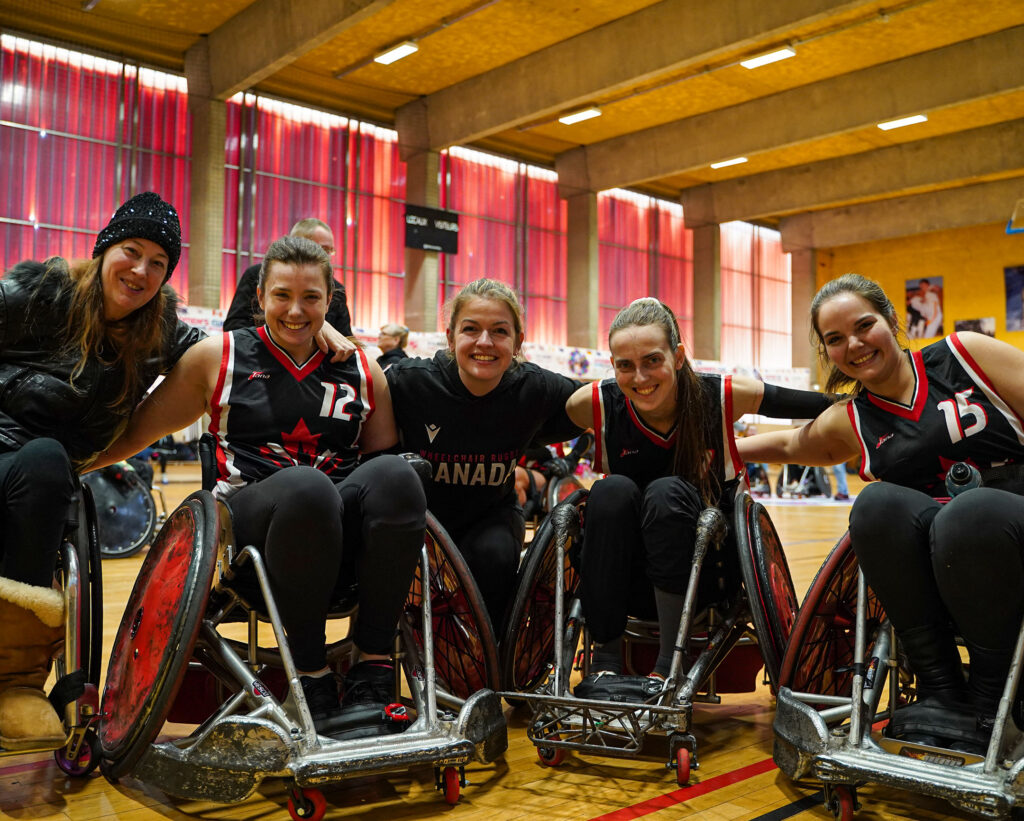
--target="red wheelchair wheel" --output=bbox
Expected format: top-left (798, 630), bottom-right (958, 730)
top-left (442, 766), bottom-right (461, 805)
top-left (735, 492), bottom-right (798, 692)
top-left (98, 491), bottom-right (218, 780)
top-left (403, 513), bottom-right (499, 698)
top-left (288, 787), bottom-right (326, 820)
top-left (778, 532), bottom-right (885, 699)
top-left (675, 747), bottom-right (691, 786)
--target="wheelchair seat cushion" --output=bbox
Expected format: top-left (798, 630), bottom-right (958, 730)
top-left (573, 672), bottom-right (663, 703)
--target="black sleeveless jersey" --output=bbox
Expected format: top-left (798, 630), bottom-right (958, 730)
top-left (386, 351), bottom-right (581, 534)
top-left (591, 373), bottom-right (742, 499)
top-left (848, 334), bottom-right (1024, 496)
top-left (208, 327), bottom-right (373, 498)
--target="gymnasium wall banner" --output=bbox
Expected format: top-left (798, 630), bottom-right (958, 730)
top-left (905, 276), bottom-right (944, 340)
top-left (404, 204), bottom-right (459, 254)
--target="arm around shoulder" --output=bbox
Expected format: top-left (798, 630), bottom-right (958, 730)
top-left (566, 383), bottom-right (595, 431)
top-left (736, 402), bottom-right (858, 467)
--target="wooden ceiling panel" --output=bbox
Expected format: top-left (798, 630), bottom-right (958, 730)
top-left (1, 0), bottom-right (1019, 240)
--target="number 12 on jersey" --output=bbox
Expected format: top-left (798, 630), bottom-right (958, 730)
top-left (320, 381), bottom-right (357, 420)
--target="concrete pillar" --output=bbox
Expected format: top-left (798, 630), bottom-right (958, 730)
top-left (185, 40), bottom-right (225, 309)
top-left (403, 150), bottom-right (440, 332)
top-left (790, 248), bottom-right (818, 378)
top-left (691, 223), bottom-right (721, 361)
top-left (565, 192), bottom-right (599, 349)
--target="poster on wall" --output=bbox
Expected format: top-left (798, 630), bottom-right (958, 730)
top-left (954, 317), bottom-right (996, 337)
top-left (905, 276), bottom-right (944, 339)
top-left (1006, 266), bottom-right (1024, 331)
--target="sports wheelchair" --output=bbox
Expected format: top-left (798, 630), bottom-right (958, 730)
top-left (498, 482), bottom-right (797, 784)
top-left (94, 449), bottom-right (505, 817)
top-left (81, 460), bottom-right (166, 558)
top-left (0, 483), bottom-right (104, 775)
top-left (774, 527), bottom-right (1024, 819)
top-left (777, 463), bottom-right (832, 499)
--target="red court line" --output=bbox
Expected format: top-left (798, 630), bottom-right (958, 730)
top-left (0, 759), bottom-right (53, 776)
top-left (588, 757), bottom-right (778, 821)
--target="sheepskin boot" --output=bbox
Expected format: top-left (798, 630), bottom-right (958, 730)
top-left (0, 576), bottom-right (65, 750)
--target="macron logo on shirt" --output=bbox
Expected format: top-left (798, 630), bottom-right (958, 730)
top-left (426, 423), bottom-right (441, 443)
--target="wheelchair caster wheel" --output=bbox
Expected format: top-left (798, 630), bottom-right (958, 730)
top-left (442, 766), bottom-right (461, 805)
top-left (537, 734), bottom-right (564, 767)
top-left (825, 785), bottom-right (856, 821)
top-left (674, 747), bottom-right (691, 786)
top-left (54, 728), bottom-right (100, 777)
top-left (288, 787), bottom-right (326, 820)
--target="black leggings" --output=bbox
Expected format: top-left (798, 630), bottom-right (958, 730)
top-left (851, 482), bottom-right (1024, 649)
top-left (228, 456), bottom-right (426, 670)
top-left (0, 438), bottom-right (76, 587)
top-left (448, 504), bottom-right (525, 633)
top-left (578, 474), bottom-right (707, 644)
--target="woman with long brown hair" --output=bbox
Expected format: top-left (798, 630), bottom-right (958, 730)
top-left (0, 192), bottom-right (204, 750)
top-left (566, 297), bottom-right (831, 696)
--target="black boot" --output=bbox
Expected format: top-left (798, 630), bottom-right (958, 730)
top-left (899, 623), bottom-right (967, 704)
top-left (890, 623), bottom-right (966, 747)
top-left (965, 641), bottom-right (1013, 716)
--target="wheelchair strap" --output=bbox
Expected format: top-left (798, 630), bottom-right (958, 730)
top-left (48, 669), bottom-right (87, 714)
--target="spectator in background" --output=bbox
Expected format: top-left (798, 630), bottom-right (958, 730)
top-left (832, 462), bottom-right (850, 501)
top-left (377, 323), bottom-right (409, 368)
top-left (224, 218), bottom-right (353, 335)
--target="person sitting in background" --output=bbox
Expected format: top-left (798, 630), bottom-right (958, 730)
top-left (223, 218), bottom-right (354, 338)
top-left (0, 192), bottom-right (205, 749)
top-left (377, 323), bottom-right (410, 368)
top-left (95, 236), bottom-right (426, 735)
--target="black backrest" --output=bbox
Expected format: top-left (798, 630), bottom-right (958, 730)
top-left (198, 433), bottom-right (217, 492)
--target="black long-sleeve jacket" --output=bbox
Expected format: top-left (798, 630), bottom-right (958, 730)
top-left (0, 259), bottom-right (205, 469)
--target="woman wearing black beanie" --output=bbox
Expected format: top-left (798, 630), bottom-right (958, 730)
top-left (0, 191), bottom-right (204, 751)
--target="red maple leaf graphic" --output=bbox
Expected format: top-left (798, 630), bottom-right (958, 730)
top-left (280, 418), bottom-right (321, 461)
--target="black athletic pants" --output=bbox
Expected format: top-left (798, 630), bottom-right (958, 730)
top-left (851, 482), bottom-right (1024, 649)
top-left (0, 438), bottom-right (76, 588)
top-left (228, 456), bottom-right (426, 671)
top-left (578, 474), bottom-right (706, 644)
top-left (447, 504), bottom-right (525, 635)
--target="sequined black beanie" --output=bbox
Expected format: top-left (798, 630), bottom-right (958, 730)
top-left (92, 192), bottom-right (181, 280)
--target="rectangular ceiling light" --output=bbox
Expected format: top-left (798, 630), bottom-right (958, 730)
top-left (877, 113), bottom-right (928, 131)
top-left (374, 41), bottom-right (418, 65)
top-left (710, 156), bottom-right (748, 169)
top-left (740, 47), bottom-right (796, 69)
top-left (558, 107), bottom-right (601, 125)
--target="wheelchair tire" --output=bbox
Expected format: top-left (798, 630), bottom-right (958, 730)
top-left (99, 491), bottom-right (218, 781)
top-left (500, 490), bottom-right (586, 695)
top-left (82, 466), bottom-right (157, 558)
top-left (734, 492), bottom-right (798, 692)
top-left (777, 531), bottom-right (885, 699)
top-left (54, 486), bottom-right (104, 688)
top-left (544, 474), bottom-right (583, 515)
top-left (402, 513), bottom-right (500, 699)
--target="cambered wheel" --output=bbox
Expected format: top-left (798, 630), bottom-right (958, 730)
top-left (54, 728), bottom-right (100, 777)
top-left (500, 491), bottom-right (586, 695)
top-left (537, 734), bottom-right (565, 767)
top-left (778, 533), bottom-right (884, 701)
top-left (735, 492), bottom-right (798, 691)
top-left (675, 747), bottom-right (691, 786)
top-left (403, 513), bottom-right (499, 698)
top-left (82, 466), bottom-right (157, 558)
top-left (98, 492), bottom-right (218, 781)
top-left (443, 766), bottom-right (461, 805)
top-left (288, 787), bottom-right (326, 820)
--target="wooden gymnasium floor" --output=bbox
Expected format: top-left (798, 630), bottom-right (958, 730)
top-left (0, 464), bottom-right (974, 821)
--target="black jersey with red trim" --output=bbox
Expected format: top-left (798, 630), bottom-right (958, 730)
top-left (591, 373), bottom-right (743, 498)
top-left (207, 326), bottom-right (373, 498)
top-left (385, 351), bottom-right (581, 534)
top-left (848, 334), bottom-right (1024, 496)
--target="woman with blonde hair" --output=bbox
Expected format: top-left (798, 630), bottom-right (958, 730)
top-left (386, 278), bottom-right (582, 631)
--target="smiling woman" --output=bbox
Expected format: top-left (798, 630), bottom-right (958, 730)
top-left (385, 278), bottom-right (583, 632)
top-left (0, 191), bottom-right (205, 749)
